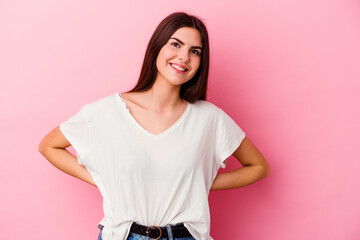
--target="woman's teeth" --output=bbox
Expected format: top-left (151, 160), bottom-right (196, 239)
top-left (171, 63), bottom-right (187, 72)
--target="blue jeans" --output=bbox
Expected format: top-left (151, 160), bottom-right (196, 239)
top-left (98, 223), bottom-right (196, 240)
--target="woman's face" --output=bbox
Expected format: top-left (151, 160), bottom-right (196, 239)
top-left (155, 27), bottom-right (203, 87)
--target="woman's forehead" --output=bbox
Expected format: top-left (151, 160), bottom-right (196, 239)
top-left (170, 27), bottom-right (203, 47)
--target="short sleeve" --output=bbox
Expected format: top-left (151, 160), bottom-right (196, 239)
top-left (215, 109), bottom-right (246, 168)
top-left (59, 104), bottom-right (90, 166)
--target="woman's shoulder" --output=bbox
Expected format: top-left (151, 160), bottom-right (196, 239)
top-left (193, 99), bottom-right (221, 110)
top-left (192, 99), bottom-right (224, 116)
top-left (82, 92), bottom-right (120, 115)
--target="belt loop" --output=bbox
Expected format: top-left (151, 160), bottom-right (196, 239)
top-left (166, 225), bottom-right (174, 240)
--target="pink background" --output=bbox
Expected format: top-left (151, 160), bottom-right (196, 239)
top-left (1, 0), bottom-right (359, 239)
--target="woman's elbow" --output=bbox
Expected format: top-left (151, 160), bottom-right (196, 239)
top-left (261, 162), bottom-right (271, 178)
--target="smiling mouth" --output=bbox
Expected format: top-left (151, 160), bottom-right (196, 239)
top-left (170, 63), bottom-right (188, 72)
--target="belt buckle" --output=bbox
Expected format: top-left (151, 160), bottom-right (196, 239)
top-left (146, 225), bottom-right (162, 240)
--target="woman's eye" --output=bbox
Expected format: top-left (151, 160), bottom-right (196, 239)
top-left (170, 42), bottom-right (200, 56)
top-left (171, 42), bottom-right (179, 47)
top-left (192, 50), bottom-right (200, 55)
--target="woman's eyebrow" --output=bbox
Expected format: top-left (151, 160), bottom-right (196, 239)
top-left (170, 37), bottom-right (203, 50)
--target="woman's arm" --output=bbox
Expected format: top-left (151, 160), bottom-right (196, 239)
top-left (210, 137), bottom-right (270, 191)
top-left (38, 126), bottom-right (97, 187)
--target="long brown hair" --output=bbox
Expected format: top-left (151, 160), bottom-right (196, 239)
top-left (126, 12), bottom-right (210, 103)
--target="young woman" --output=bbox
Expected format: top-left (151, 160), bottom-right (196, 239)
top-left (39, 12), bottom-right (270, 240)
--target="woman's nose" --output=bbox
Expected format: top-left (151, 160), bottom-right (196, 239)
top-left (177, 49), bottom-right (190, 62)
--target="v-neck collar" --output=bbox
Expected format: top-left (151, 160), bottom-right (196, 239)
top-left (115, 92), bottom-right (191, 139)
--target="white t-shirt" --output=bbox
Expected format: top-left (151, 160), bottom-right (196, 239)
top-left (59, 92), bottom-right (246, 240)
